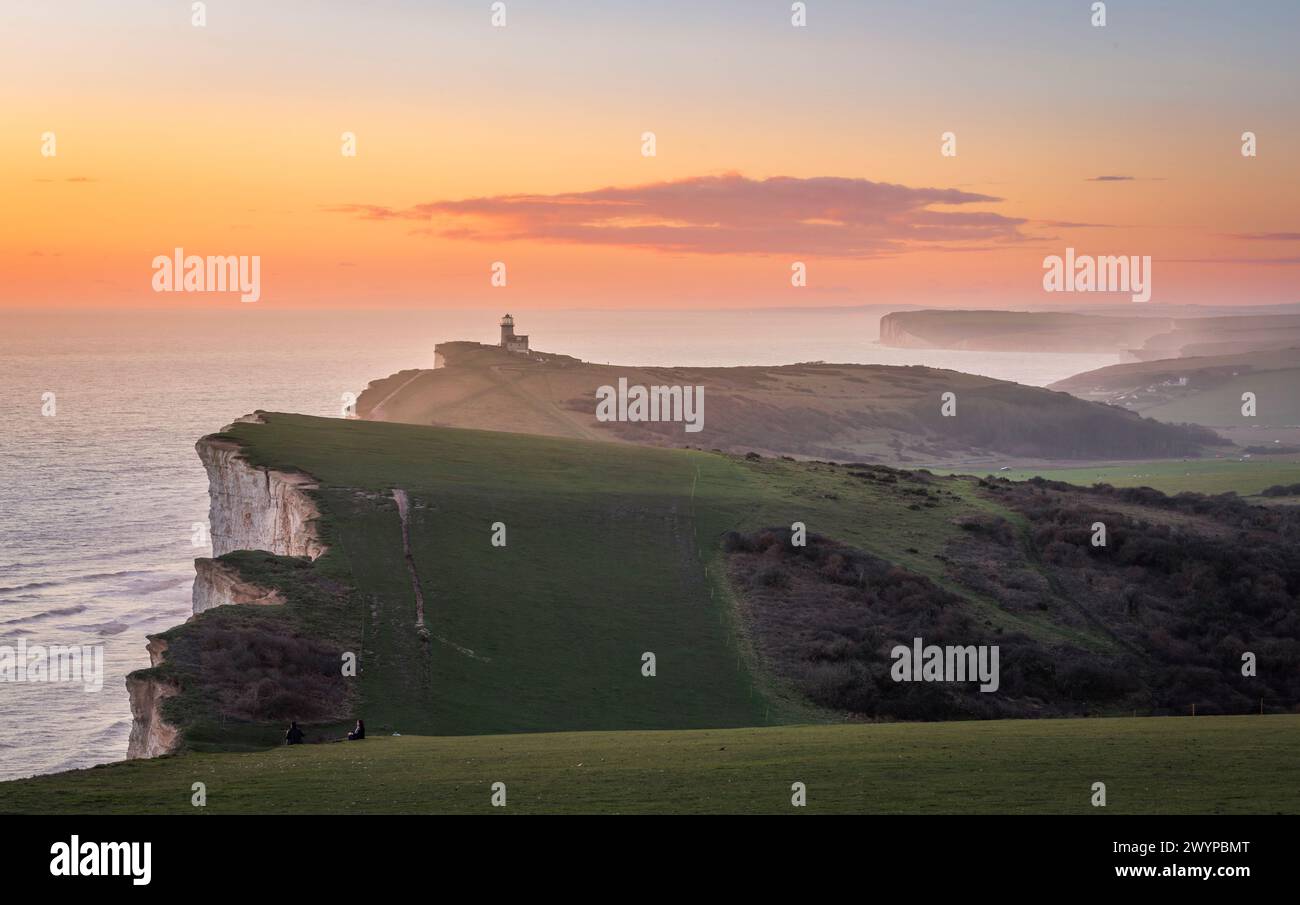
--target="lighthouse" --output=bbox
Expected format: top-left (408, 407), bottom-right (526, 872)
top-left (499, 314), bottom-right (529, 353)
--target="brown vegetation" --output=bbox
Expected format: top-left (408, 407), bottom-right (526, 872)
top-left (726, 474), bottom-right (1300, 720)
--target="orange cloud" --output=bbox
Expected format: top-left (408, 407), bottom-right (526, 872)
top-left (330, 173), bottom-right (1029, 257)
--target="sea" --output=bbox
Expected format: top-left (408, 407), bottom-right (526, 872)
top-left (0, 306), bottom-right (1120, 781)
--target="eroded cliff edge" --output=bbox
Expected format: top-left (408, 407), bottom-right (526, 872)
top-left (125, 638), bottom-right (179, 759)
top-left (196, 431), bottom-right (328, 560)
top-left (125, 417), bottom-right (328, 759)
top-left (192, 558), bottom-right (286, 615)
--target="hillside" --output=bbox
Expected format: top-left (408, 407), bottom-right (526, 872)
top-left (112, 413), bottom-right (1297, 763)
top-left (1050, 347), bottom-right (1300, 429)
top-left (356, 341), bottom-right (1220, 463)
top-left (938, 457), bottom-right (1300, 498)
top-left (1131, 315), bottom-right (1300, 360)
top-left (880, 309), bottom-right (1300, 360)
top-left (879, 310), bottom-right (1170, 353)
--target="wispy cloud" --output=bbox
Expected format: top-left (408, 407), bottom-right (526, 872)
top-left (1085, 175), bottom-right (1164, 183)
top-left (1225, 232), bottom-right (1300, 241)
top-left (1035, 220), bottom-right (1117, 228)
top-left (1169, 257), bottom-right (1300, 265)
top-left (329, 173), bottom-right (1029, 257)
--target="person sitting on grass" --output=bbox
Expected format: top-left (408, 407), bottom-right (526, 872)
top-left (285, 721), bottom-right (306, 745)
top-left (346, 719), bottom-right (365, 741)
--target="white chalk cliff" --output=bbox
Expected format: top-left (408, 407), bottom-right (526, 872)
top-left (125, 638), bottom-right (180, 759)
top-left (196, 432), bottom-right (327, 560)
top-left (192, 557), bottom-right (286, 615)
top-left (127, 417), bottom-right (327, 759)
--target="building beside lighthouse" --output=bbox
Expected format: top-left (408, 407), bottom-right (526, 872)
top-left (433, 315), bottom-right (533, 368)
top-left (499, 314), bottom-right (529, 353)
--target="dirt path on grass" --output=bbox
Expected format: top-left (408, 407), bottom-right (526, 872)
top-left (391, 488), bottom-right (425, 626)
top-left (366, 371), bottom-right (432, 419)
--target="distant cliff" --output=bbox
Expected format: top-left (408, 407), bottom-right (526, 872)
top-left (880, 309), bottom-right (1300, 359)
top-left (879, 310), bottom-right (1172, 353)
top-left (1125, 314), bottom-right (1300, 360)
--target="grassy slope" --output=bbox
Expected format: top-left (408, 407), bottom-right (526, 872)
top-left (1050, 347), bottom-right (1300, 391)
top-left (1140, 369), bottom-right (1300, 427)
top-left (359, 344), bottom-right (1215, 463)
top-left (216, 413), bottom-right (1097, 736)
top-left (226, 414), bottom-right (769, 735)
top-left (2, 716), bottom-right (1294, 814)
top-left (937, 457), bottom-right (1300, 497)
top-left (1048, 349), bottom-right (1300, 428)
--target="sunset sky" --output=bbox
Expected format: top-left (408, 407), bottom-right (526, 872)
top-left (4, 0), bottom-right (1298, 309)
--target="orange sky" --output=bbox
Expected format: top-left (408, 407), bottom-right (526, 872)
top-left (4, 1), bottom-right (1298, 310)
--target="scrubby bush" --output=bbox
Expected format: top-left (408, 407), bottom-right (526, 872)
top-left (1261, 483), bottom-right (1300, 497)
top-left (193, 624), bottom-right (348, 722)
top-left (755, 564), bottom-right (789, 588)
top-left (991, 481), bottom-right (1300, 714)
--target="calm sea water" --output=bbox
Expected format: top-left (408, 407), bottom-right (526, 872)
top-left (0, 306), bottom-right (1118, 781)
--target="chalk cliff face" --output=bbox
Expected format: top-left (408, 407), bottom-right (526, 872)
top-left (127, 421), bottom-right (328, 760)
top-left (877, 312), bottom-right (932, 349)
top-left (125, 638), bottom-right (179, 759)
top-left (196, 434), bottom-right (327, 560)
top-left (192, 557), bottom-right (286, 615)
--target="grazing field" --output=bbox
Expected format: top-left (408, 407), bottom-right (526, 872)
top-left (1050, 348), bottom-right (1300, 429)
top-left (2, 716), bottom-right (1295, 815)
top-left (1139, 370), bottom-right (1300, 428)
top-left (938, 456), bottom-right (1300, 497)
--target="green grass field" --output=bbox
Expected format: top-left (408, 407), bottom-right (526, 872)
top-left (2, 716), bottom-right (1294, 814)
top-left (223, 415), bottom-right (777, 736)
top-left (1141, 369), bottom-right (1300, 428)
top-left (939, 456), bottom-right (1300, 496)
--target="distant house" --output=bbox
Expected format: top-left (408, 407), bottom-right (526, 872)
top-left (499, 313), bottom-right (529, 353)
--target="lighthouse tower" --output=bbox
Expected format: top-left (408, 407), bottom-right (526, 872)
top-left (499, 314), bottom-right (529, 353)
